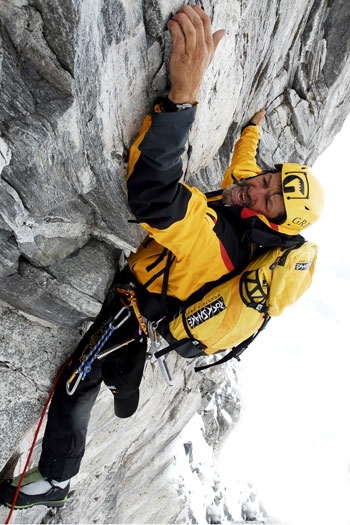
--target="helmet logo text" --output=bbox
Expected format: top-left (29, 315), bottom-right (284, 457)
top-left (292, 217), bottom-right (311, 228)
top-left (283, 173), bottom-right (309, 200)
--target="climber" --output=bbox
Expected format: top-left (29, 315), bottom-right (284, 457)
top-left (0, 4), bottom-right (324, 511)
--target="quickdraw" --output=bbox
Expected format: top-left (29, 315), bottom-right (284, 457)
top-left (66, 306), bottom-right (132, 395)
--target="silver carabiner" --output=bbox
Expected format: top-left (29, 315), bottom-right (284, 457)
top-left (66, 370), bottom-right (84, 396)
top-left (148, 320), bottom-right (161, 350)
top-left (147, 320), bottom-right (173, 386)
top-left (109, 306), bottom-right (132, 330)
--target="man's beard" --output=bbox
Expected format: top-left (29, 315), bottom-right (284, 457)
top-left (222, 180), bottom-right (251, 208)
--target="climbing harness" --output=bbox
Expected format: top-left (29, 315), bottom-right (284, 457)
top-left (118, 285), bottom-right (173, 385)
top-left (66, 285), bottom-right (173, 395)
top-left (66, 306), bottom-right (132, 395)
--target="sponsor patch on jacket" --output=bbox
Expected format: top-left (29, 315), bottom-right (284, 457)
top-left (295, 261), bottom-right (312, 270)
top-left (187, 296), bottom-right (226, 328)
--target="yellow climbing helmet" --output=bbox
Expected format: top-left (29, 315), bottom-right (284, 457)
top-left (278, 163), bottom-right (325, 234)
top-left (255, 163), bottom-right (324, 235)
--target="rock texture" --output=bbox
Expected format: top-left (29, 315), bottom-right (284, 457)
top-left (1, 0), bottom-right (350, 523)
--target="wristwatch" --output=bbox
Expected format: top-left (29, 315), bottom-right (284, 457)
top-left (161, 97), bottom-right (195, 112)
top-left (174, 102), bottom-right (194, 111)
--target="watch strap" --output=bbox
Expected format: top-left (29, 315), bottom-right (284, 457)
top-left (161, 97), bottom-right (195, 112)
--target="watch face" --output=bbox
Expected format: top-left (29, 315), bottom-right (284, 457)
top-left (176, 103), bottom-right (194, 111)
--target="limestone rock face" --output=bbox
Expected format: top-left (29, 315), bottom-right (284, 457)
top-left (1, 0), bottom-right (350, 523)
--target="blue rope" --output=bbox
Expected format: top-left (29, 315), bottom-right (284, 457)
top-left (66, 307), bottom-right (133, 396)
top-left (77, 324), bottom-right (117, 379)
top-left (78, 307), bottom-right (132, 376)
top-left (80, 307), bottom-right (132, 379)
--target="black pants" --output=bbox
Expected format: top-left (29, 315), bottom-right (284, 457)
top-left (38, 292), bottom-right (146, 481)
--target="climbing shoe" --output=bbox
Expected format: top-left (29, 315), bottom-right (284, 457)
top-left (0, 466), bottom-right (70, 509)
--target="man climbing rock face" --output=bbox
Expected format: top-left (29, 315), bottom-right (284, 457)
top-left (0, 4), bottom-right (324, 512)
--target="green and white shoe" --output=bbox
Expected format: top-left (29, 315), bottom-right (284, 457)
top-left (0, 466), bottom-right (70, 509)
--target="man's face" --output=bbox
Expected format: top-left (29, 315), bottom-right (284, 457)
top-left (222, 171), bottom-right (285, 222)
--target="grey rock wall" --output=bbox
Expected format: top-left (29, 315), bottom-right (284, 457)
top-left (1, 0), bottom-right (350, 522)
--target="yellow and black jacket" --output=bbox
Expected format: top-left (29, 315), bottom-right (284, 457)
top-left (126, 105), bottom-right (263, 303)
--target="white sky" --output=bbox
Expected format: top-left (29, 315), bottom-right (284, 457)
top-left (219, 115), bottom-right (350, 525)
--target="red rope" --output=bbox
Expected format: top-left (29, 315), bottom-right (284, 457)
top-left (5, 352), bottom-right (73, 524)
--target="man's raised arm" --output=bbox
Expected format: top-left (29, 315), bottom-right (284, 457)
top-left (127, 6), bottom-right (225, 229)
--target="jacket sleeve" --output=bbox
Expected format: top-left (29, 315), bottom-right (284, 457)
top-left (127, 104), bottom-right (197, 229)
top-left (221, 124), bottom-right (262, 189)
top-left (127, 105), bottom-right (221, 260)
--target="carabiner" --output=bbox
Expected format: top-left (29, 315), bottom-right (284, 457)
top-left (148, 318), bottom-right (165, 350)
top-left (147, 319), bottom-right (173, 386)
top-left (109, 306), bottom-right (131, 330)
top-left (66, 370), bottom-right (84, 396)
